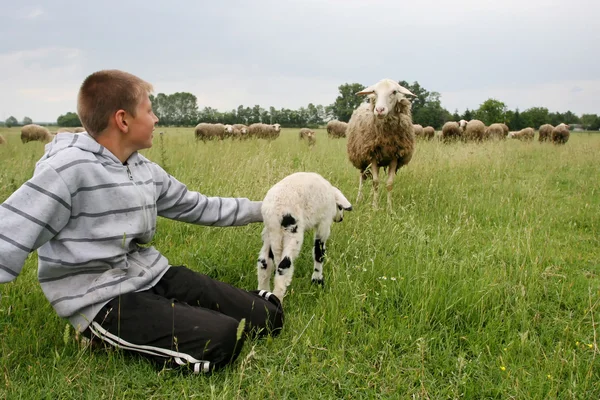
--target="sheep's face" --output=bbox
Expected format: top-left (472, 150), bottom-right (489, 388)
top-left (225, 125), bottom-right (233, 134)
top-left (357, 79), bottom-right (415, 119)
top-left (273, 124), bottom-right (281, 132)
top-left (332, 187), bottom-right (352, 223)
top-left (241, 127), bottom-right (248, 134)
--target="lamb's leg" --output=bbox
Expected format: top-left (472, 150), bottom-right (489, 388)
top-left (311, 224), bottom-right (331, 286)
top-left (257, 228), bottom-right (275, 292)
top-left (273, 227), bottom-right (304, 302)
top-left (357, 170), bottom-right (367, 203)
top-left (371, 161), bottom-right (381, 209)
top-left (386, 159), bottom-right (398, 211)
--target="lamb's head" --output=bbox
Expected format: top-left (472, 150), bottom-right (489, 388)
top-left (332, 187), bottom-right (352, 223)
top-left (356, 79), bottom-right (415, 119)
top-left (273, 124), bottom-right (281, 132)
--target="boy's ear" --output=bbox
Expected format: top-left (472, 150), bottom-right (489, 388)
top-left (333, 187), bottom-right (352, 211)
top-left (115, 109), bottom-right (128, 132)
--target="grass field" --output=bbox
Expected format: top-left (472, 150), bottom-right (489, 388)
top-left (1, 126), bottom-right (599, 399)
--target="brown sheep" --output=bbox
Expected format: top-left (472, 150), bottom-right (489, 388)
top-left (500, 123), bottom-right (509, 137)
top-left (413, 124), bottom-right (424, 139)
top-left (194, 123), bottom-right (228, 141)
top-left (248, 123), bottom-right (281, 140)
top-left (422, 126), bottom-right (435, 140)
top-left (539, 124), bottom-right (554, 142)
top-left (464, 119), bottom-right (487, 142)
top-left (232, 124), bottom-right (249, 139)
top-left (326, 120), bottom-right (348, 138)
top-left (299, 128), bottom-right (316, 146)
top-left (551, 123), bottom-right (570, 145)
top-left (21, 124), bottom-right (53, 143)
top-left (486, 123), bottom-right (507, 140)
top-left (441, 121), bottom-right (462, 142)
top-left (346, 79), bottom-right (415, 209)
top-left (508, 128), bottom-right (535, 141)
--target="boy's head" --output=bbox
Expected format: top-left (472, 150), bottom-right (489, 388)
top-left (77, 70), bottom-right (154, 137)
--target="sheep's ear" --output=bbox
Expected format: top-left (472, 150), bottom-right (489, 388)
top-left (397, 84), bottom-right (416, 98)
top-left (356, 86), bottom-right (374, 96)
top-left (333, 187), bottom-right (352, 211)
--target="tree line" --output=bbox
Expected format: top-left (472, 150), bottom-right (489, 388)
top-left (4, 82), bottom-right (600, 130)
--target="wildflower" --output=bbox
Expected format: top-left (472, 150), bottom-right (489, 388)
top-left (500, 366), bottom-right (506, 371)
top-left (547, 375), bottom-right (552, 379)
top-left (362, 268), bottom-right (367, 272)
top-left (576, 341), bottom-right (580, 346)
top-left (588, 344), bottom-right (593, 348)
top-left (391, 277), bottom-right (397, 281)
top-left (381, 276), bottom-right (387, 280)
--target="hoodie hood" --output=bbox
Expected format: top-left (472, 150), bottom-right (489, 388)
top-left (39, 132), bottom-right (139, 166)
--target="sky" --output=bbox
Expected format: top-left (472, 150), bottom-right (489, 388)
top-left (1, 0), bottom-right (599, 122)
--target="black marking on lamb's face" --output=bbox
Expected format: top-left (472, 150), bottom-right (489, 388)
top-left (268, 247), bottom-right (274, 260)
top-left (314, 239), bottom-right (325, 263)
top-left (291, 225), bottom-right (298, 233)
top-left (281, 214), bottom-right (296, 227)
top-left (258, 258), bottom-right (267, 269)
top-left (277, 257), bottom-right (291, 275)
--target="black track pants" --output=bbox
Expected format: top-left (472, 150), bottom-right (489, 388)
top-left (84, 265), bottom-right (283, 373)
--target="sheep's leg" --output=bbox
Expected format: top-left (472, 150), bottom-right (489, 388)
top-left (273, 227), bottom-right (304, 302)
top-left (357, 170), bottom-right (367, 203)
top-left (257, 227), bottom-right (275, 292)
top-left (386, 159), bottom-right (398, 211)
top-left (311, 224), bottom-right (331, 286)
top-left (371, 161), bottom-right (381, 209)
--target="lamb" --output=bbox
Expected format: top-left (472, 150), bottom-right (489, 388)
top-left (21, 124), bottom-right (53, 143)
top-left (194, 123), bottom-right (228, 141)
top-left (539, 124), bottom-right (554, 142)
top-left (422, 126), bottom-right (435, 140)
top-left (508, 127), bottom-right (535, 141)
top-left (257, 172), bottom-right (352, 301)
top-left (551, 123), bottom-right (570, 144)
top-left (485, 123), bottom-right (507, 140)
top-left (464, 119), bottom-right (487, 142)
top-left (299, 128), bottom-right (316, 146)
top-left (326, 120), bottom-right (348, 138)
top-left (346, 79), bottom-right (416, 209)
top-left (413, 124), bottom-right (424, 139)
top-left (248, 123), bottom-right (281, 140)
top-left (441, 121), bottom-right (462, 142)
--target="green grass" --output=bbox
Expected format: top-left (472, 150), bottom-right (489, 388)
top-left (1, 126), bottom-right (599, 399)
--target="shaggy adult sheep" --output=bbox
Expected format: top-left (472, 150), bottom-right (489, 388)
top-left (413, 124), bottom-right (424, 139)
top-left (458, 119), bottom-right (468, 133)
top-left (464, 119), bottom-right (487, 142)
top-left (194, 123), bottom-right (228, 141)
top-left (441, 121), bottom-right (462, 142)
top-left (249, 123), bottom-right (281, 140)
top-left (500, 123), bottom-right (509, 137)
top-left (21, 124), bottom-right (53, 143)
top-left (326, 120), bottom-right (348, 138)
top-left (232, 124), bottom-right (249, 139)
top-left (346, 79), bottom-right (416, 209)
top-left (551, 123), bottom-right (570, 144)
top-left (508, 127), bottom-right (535, 141)
top-left (257, 172), bottom-right (352, 301)
top-left (422, 126), bottom-right (435, 140)
top-left (485, 123), bottom-right (507, 140)
top-left (299, 128), bottom-right (316, 146)
top-left (539, 124), bottom-right (554, 142)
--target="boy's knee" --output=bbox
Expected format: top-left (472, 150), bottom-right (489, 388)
top-left (208, 317), bottom-right (246, 371)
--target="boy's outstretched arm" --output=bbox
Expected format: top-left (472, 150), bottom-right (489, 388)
top-left (154, 166), bottom-right (262, 226)
top-left (0, 164), bottom-right (71, 283)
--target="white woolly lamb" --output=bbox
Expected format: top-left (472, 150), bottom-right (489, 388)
top-left (257, 172), bottom-right (352, 302)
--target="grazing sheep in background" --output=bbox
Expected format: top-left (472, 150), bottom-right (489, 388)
top-left (232, 124), bottom-right (249, 139)
top-left (458, 119), bottom-right (468, 133)
top-left (413, 124), bottom-right (424, 139)
top-left (422, 126), bottom-right (435, 140)
top-left (257, 172), bottom-right (352, 301)
top-left (508, 127), bottom-right (535, 141)
top-left (551, 123), bottom-right (570, 144)
top-left (194, 123), bottom-right (228, 141)
top-left (485, 123), bottom-right (507, 140)
top-left (223, 125), bottom-right (235, 139)
top-left (441, 121), bottom-right (462, 142)
top-left (0, 134), bottom-right (6, 145)
top-left (299, 128), bottom-right (316, 146)
top-left (539, 124), bottom-right (554, 142)
top-left (249, 123), bottom-right (281, 140)
top-left (464, 119), bottom-right (487, 142)
top-left (346, 78), bottom-right (416, 209)
top-left (21, 124), bottom-right (53, 143)
top-left (326, 120), bottom-right (348, 138)
top-left (500, 123), bottom-right (509, 137)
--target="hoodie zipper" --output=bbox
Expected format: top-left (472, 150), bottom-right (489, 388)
top-left (126, 164), bottom-right (150, 235)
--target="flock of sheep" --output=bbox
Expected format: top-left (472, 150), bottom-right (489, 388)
top-left (194, 122), bottom-right (281, 141)
top-left (0, 124), bottom-right (86, 144)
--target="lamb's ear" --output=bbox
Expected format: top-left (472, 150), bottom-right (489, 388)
top-left (356, 85), bottom-right (374, 96)
top-left (333, 187), bottom-right (352, 211)
top-left (396, 84), bottom-right (416, 98)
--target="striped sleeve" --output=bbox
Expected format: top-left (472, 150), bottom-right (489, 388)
top-left (0, 164), bottom-right (72, 283)
top-left (153, 165), bottom-right (262, 226)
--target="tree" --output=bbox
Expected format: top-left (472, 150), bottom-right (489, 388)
top-left (5, 116), bottom-right (18, 128)
top-left (581, 114), bottom-right (599, 130)
top-left (413, 92), bottom-right (451, 129)
top-left (22, 116), bottom-right (33, 125)
top-left (399, 80), bottom-right (429, 118)
top-left (520, 107), bottom-right (549, 128)
top-left (452, 109), bottom-right (461, 122)
top-left (462, 109), bottom-right (474, 121)
top-left (508, 108), bottom-right (525, 131)
top-left (330, 83), bottom-right (366, 122)
top-left (57, 112), bottom-right (82, 127)
top-left (475, 98), bottom-right (507, 126)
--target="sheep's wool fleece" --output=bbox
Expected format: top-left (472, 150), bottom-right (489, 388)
top-left (347, 99), bottom-right (415, 171)
top-left (0, 132), bottom-right (262, 331)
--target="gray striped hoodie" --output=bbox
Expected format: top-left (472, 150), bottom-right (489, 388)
top-left (0, 132), bottom-right (262, 331)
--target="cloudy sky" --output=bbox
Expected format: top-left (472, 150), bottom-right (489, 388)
top-left (1, 0), bottom-right (598, 122)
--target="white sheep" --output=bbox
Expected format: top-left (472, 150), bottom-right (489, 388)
top-left (249, 123), bottom-right (281, 140)
top-left (346, 79), bottom-right (416, 209)
top-left (257, 172), bottom-right (352, 301)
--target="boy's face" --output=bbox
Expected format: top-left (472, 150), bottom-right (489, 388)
top-left (125, 95), bottom-right (159, 151)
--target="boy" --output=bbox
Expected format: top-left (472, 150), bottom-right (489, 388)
top-left (0, 69), bottom-right (283, 373)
